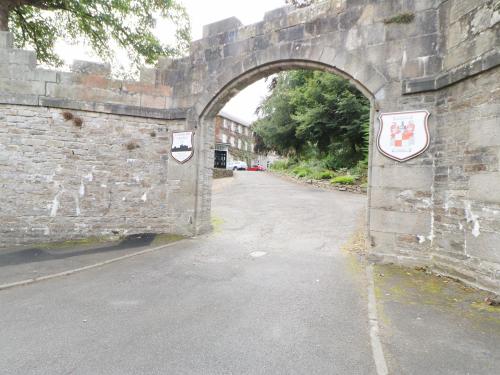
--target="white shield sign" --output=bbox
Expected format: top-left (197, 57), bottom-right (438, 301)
top-left (377, 110), bottom-right (430, 162)
top-left (171, 131), bottom-right (194, 164)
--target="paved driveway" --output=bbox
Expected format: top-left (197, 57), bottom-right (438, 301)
top-left (0, 172), bottom-right (375, 374)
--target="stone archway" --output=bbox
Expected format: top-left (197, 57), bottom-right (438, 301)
top-left (179, 2), bottom-right (406, 253)
top-left (194, 59), bottom-right (378, 239)
top-left (168, 0), bottom-right (499, 291)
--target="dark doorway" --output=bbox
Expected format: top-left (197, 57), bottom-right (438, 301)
top-left (214, 150), bottom-right (227, 169)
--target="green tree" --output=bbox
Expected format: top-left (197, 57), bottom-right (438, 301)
top-left (253, 70), bottom-right (370, 168)
top-left (253, 73), bottom-right (307, 156)
top-left (0, 0), bottom-right (190, 68)
top-left (285, 0), bottom-right (316, 8)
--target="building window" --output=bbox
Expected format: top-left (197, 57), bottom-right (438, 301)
top-left (231, 122), bottom-right (235, 132)
top-left (238, 139), bottom-right (242, 149)
top-left (223, 119), bottom-right (228, 129)
top-left (238, 125), bottom-right (242, 134)
top-left (222, 134), bottom-right (228, 144)
top-left (230, 136), bottom-right (235, 147)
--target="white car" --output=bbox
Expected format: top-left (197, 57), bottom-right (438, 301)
top-left (227, 161), bottom-right (248, 171)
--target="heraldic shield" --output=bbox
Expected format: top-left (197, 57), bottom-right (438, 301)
top-left (377, 110), bottom-right (430, 162)
top-left (171, 131), bottom-right (194, 164)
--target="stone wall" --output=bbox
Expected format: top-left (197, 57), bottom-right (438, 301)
top-left (213, 169), bottom-right (234, 179)
top-left (0, 104), bottom-right (194, 246)
top-left (400, 0), bottom-right (500, 290)
top-left (431, 66), bottom-right (500, 291)
top-left (0, 30), bottom-right (197, 247)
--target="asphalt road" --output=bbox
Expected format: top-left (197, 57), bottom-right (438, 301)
top-left (0, 172), bottom-right (375, 374)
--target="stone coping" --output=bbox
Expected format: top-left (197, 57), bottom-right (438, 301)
top-left (403, 49), bottom-right (500, 94)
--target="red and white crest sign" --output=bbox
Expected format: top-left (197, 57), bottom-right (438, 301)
top-left (377, 110), bottom-right (430, 162)
top-left (171, 131), bottom-right (194, 164)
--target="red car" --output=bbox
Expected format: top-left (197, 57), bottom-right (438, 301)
top-left (247, 165), bottom-right (266, 171)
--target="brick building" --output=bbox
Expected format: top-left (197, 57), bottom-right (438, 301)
top-left (214, 111), bottom-right (256, 169)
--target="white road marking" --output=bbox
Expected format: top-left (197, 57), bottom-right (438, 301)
top-left (366, 264), bottom-right (389, 375)
top-left (249, 251), bottom-right (267, 258)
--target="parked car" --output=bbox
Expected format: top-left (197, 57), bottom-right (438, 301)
top-left (227, 161), bottom-right (248, 170)
top-left (247, 165), bottom-right (266, 171)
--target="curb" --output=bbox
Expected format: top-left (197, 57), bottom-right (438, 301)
top-left (366, 264), bottom-right (389, 375)
top-left (0, 239), bottom-right (188, 292)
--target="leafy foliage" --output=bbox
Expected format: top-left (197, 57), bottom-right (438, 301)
top-left (3, 0), bottom-right (190, 69)
top-left (253, 70), bottom-right (370, 169)
top-left (285, 0), bottom-right (316, 8)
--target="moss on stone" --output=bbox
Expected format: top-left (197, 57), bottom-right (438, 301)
top-left (384, 13), bottom-right (415, 24)
top-left (374, 264), bottom-right (500, 325)
top-left (150, 233), bottom-right (186, 246)
top-left (211, 216), bottom-right (224, 233)
top-left (34, 236), bottom-right (116, 250)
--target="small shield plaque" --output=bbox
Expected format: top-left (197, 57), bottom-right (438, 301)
top-left (377, 110), bottom-right (430, 162)
top-left (171, 131), bottom-right (194, 164)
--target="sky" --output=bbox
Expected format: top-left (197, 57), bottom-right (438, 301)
top-left (55, 0), bottom-right (287, 123)
top-left (176, 0), bottom-right (287, 122)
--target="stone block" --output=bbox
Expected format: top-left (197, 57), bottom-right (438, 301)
top-left (4, 49), bottom-right (37, 67)
top-left (384, 9), bottom-right (438, 42)
top-left (369, 230), bottom-right (395, 252)
top-left (202, 17), bottom-right (242, 38)
top-left (370, 208), bottom-right (431, 235)
top-left (71, 60), bottom-right (111, 76)
top-left (278, 24), bottom-right (305, 42)
top-left (371, 165), bottom-right (433, 190)
top-left (45, 82), bottom-right (140, 107)
top-left (0, 93), bottom-right (39, 106)
top-left (0, 31), bottom-right (13, 49)
top-left (140, 94), bottom-right (166, 109)
top-left (264, 6), bottom-right (292, 21)
top-left (465, 231), bottom-right (500, 264)
top-left (0, 63), bottom-right (35, 80)
top-left (0, 79), bottom-right (46, 96)
top-left (468, 173), bottom-right (500, 203)
top-left (448, 0), bottom-right (485, 23)
top-left (468, 117), bottom-right (500, 147)
top-left (35, 69), bottom-right (58, 83)
top-left (139, 68), bottom-right (157, 85)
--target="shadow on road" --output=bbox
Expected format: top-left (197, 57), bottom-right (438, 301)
top-left (0, 233), bottom-right (161, 268)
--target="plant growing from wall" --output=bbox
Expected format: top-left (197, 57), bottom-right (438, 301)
top-left (62, 111), bottom-right (83, 127)
top-left (73, 117), bottom-right (83, 127)
top-left (126, 141), bottom-right (140, 151)
top-left (384, 13), bottom-right (415, 25)
top-left (62, 111), bottom-right (74, 121)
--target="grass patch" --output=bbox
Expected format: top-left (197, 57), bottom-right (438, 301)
top-left (331, 175), bottom-right (356, 185)
top-left (292, 165), bottom-right (312, 178)
top-left (312, 170), bottom-right (335, 180)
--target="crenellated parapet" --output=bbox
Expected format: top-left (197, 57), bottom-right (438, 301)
top-left (0, 31), bottom-right (187, 120)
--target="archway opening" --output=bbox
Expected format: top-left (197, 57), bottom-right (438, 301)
top-left (197, 60), bottom-right (375, 240)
